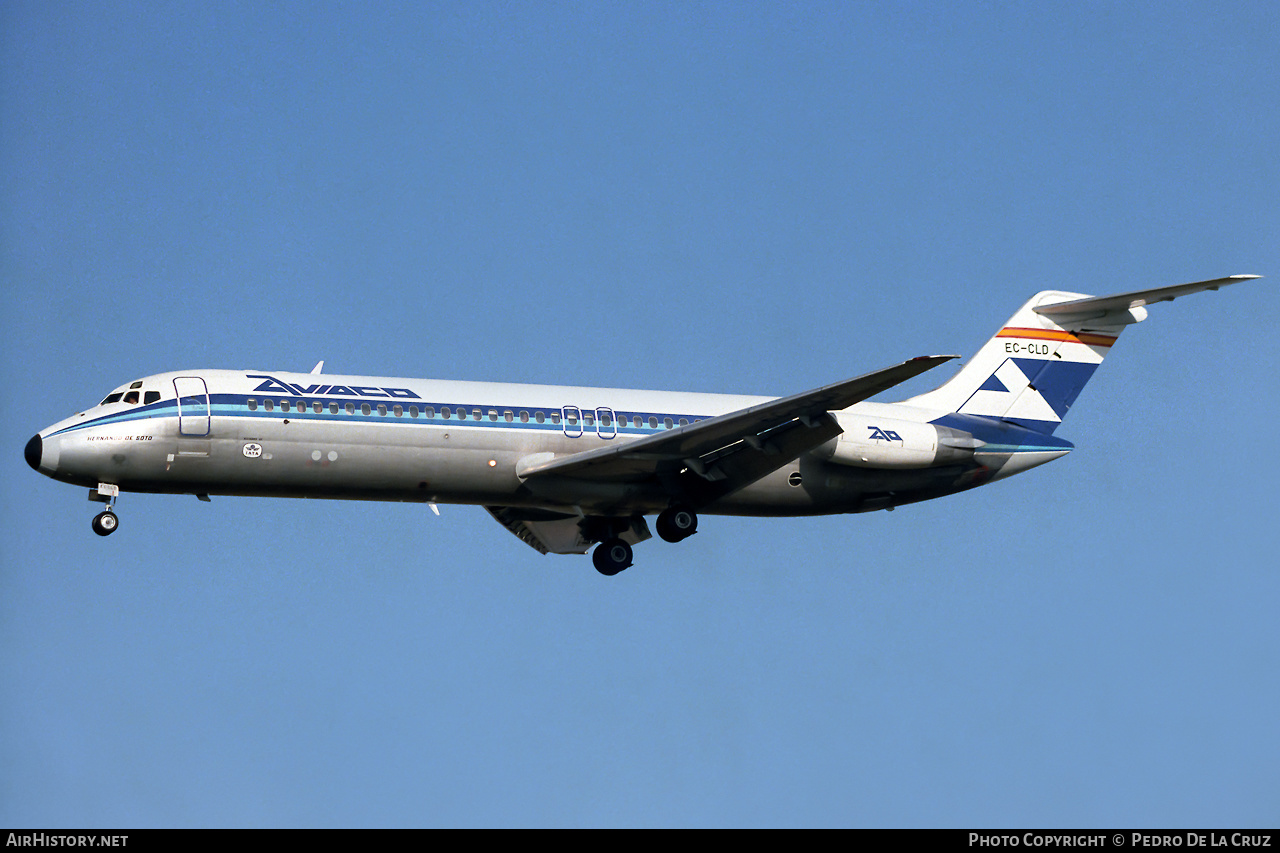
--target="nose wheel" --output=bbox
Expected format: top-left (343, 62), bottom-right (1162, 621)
top-left (91, 510), bottom-right (119, 536)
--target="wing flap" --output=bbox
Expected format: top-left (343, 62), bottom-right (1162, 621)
top-left (484, 506), bottom-right (590, 555)
top-left (485, 506), bottom-right (653, 555)
top-left (671, 413), bottom-right (845, 505)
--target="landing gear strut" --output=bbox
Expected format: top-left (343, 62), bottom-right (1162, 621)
top-left (592, 538), bottom-right (633, 576)
top-left (656, 505), bottom-right (698, 542)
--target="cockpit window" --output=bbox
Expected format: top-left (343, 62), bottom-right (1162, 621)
top-left (101, 393), bottom-right (123, 405)
top-left (144, 391), bottom-right (160, 405)
top-left (129, 381), bottom-right (143, 390)
top-left (123, 391), bottom-right (140, 404)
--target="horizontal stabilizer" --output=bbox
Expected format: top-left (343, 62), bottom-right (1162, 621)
top-left (1034, 275), bottom-right (1260, 322)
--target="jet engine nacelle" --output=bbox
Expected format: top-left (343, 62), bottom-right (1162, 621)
top-left (819, 414), bottom-right (983, 469)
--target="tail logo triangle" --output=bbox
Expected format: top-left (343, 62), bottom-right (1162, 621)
top-left (957, 359), bottom-right (1061, 425)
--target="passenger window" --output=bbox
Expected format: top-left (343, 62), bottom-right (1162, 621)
top-left (248, 399), bottom-right (258, 411)
top-left (393, 405), bottom-right (403, 417)
top-left (664, 418), bottom-right (674, 429)
top-left (457, 409), bottom-right (466, 420)
top-left (504, 411), bottom-right (513, 422)
top-left (329, 402), bottom-right (339, 414)
top-left (264, 399), bottom-right (275, 412)
top-left (281, 400), bottom-right (291, 412)
top-left (361, 403), bottom-right (372, 416)
top-left (442, 407), bottom-right (452, 419)
top-left (345, 402), bottom-right (355, 414)
top-left (679, 418), bottom-right (689, 427)
top-left (409, 406), bottom-right (418, 418)
top-left (313, 402), bottom-right (323, 414)
top-left (424, 407), bottom-right (435, 418)
top-left (377, 404), bottom-right (388, 416)
top-left (550, 412), bottom-right (561, 424)
top-left (472, 409), bottom-right (482, 420)
top-left (488, 410), bottom-right (498, 421)
top-left (649, 417), bottom-right (658, 429)
top-left (519, 411), bottom-right (529, 423)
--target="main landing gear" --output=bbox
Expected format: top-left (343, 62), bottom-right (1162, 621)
top-left (655, 504), bottom-right (698, 543)
top-left (592, 538), bottom-right (633, 576)
top-left (89, 483), bottom-right (120, 537)
top-left (590, 505), bottom-right (699, 576)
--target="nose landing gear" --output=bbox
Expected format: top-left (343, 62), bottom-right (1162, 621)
top-left (89, 483), bottom-right (120, 536)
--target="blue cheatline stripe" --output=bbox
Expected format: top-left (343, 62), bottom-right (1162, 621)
top-left (46, 400), bottom-right (177, 437)
top-left (47, 394), bottom-right (711, 439)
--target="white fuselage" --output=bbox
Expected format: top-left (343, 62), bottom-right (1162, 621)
top-left (28, 368), bottom-right (1069, 521)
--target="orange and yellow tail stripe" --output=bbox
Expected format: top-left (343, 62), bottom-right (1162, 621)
top-left (997, 327), bottom-right (1117, 348)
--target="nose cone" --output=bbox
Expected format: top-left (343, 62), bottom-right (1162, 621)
top-left (25, 434), bottom-right (42, 471)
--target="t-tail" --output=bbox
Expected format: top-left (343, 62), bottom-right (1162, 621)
top-left (905, 275), bottom-right (1261, 434)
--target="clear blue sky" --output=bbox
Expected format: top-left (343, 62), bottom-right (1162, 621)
top-left (2, 1), bottom-right (1277, 827)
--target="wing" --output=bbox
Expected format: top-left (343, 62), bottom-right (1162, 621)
top-left (484, 506), bottom-right (591, 554)
top-left (485, 506), bottom-right (652, 555)
top-left (1034, 275), bottom-right (1261, 321)
top-left (518, 355), bottom-right (957, 500)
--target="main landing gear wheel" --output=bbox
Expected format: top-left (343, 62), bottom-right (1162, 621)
top-left (656, 505), bottom-right (698, 543)
top-left (592, 538), bottom-right (633, 576)
top-left (91, 511), bottom-right (119, 537)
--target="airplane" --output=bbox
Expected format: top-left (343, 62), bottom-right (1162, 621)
top-left (24, 274), bottom-right (1260, 575)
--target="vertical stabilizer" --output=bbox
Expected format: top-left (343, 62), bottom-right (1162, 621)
top-left (903, 291), bottom-right (1141, 434)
